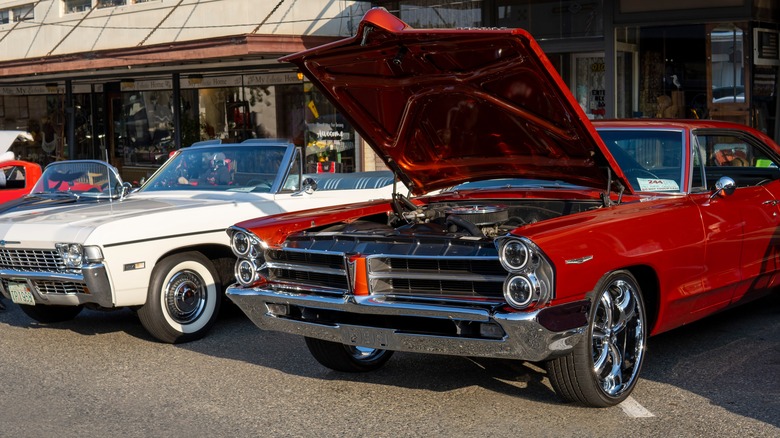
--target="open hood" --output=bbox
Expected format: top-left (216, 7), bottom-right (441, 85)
top-left (282, 8), bottom-right (630, 196)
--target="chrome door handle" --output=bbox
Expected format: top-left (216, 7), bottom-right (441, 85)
top-left (762, 200), bottom-right (780, 206)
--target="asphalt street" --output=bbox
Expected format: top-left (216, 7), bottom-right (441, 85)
top-left (0, 293), bottom-right (778, 437)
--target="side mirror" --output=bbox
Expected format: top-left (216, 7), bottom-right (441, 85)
top-left (301, 177), bottom-right (318, 195)
top-left (120, 181), bottom-right (134, 198)
top-left (711, 176), bottom-right (736, 199)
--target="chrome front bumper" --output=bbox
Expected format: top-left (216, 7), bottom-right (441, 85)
top-left (226, 286), bottom-right (590, 362)
top-left (0, 263), bottom-right (114, 308)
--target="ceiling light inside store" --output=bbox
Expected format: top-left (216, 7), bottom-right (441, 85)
top-left (120, 78), bottom-right (135, 88)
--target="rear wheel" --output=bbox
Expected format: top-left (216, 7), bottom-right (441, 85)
top-left (546, 270), bottom-right (647, 407)
top-left (138, 252), bottom-right (221, 343)
top-left (304, 337), bottom-right (394, 372)
top-left (19, 304), bottom-right (83, 323)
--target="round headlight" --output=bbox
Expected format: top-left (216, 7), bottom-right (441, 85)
top-left (500, 239), bottom-right (529, 271)
top-left (504, 275), bottom-right (536, 309)
top-left (231, 231), bottom-right (251, 257)
top-left (235, 259), bottom-right (257, 286)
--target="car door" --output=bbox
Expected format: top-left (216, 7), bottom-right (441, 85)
top-left (695, 130), bottom-right (780, 306)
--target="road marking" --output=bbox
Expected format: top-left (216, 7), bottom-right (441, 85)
top-left (619, 396), bottom-right (655, 418)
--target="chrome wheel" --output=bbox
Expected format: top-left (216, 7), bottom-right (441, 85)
top-left (545, 270), bottom-right (647, 407)
top-left (591, 277), bottom-right (646, 397)
top-left (164, 270), bottom-right (207, 324)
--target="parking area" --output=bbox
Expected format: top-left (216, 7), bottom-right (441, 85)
top-left (0, 293), bottom-right (778, 437)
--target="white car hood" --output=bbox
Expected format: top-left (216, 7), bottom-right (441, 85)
top-left (0, 191), bottom-right (293, 247)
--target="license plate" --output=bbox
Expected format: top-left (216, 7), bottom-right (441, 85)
top-left (8, 281), bottom-right (35, 306)
top-left (341, 325), bottom-right (390, 349)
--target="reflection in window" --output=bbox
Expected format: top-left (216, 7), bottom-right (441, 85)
top-left (64, 0), bottom-right (92, 14)
top-left (12, 5), bottom-right (34, 21)
top-left (710, 25), bottom-right (745, 104)
top-left (375, 1), bottom-right (482, 28)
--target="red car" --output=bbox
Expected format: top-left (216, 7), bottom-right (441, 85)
top-left (225, 9), bottom-right (780, 407)
top-left (0, 131), bottom-right (42, 204)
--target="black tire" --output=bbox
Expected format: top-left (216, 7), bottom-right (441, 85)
top-left (305, 337), bottom-right (394, 372)
top-left (138, 252), bottom-right (222, 343)
top-left (545, 270), bottom-right (647, 407)
top-left (19, 304), bottom-right (83, 323)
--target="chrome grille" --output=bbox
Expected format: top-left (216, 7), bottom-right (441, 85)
top-left (0, 249), bottom-right (65, 272)
top-left (266, 248), bottom-right (349, 293)
top-left (34, 281), bottom-right (86, 295)
top-left (265, 236), bottom-right (507, 304)
top-left (1, 278), bottom-right (85, 295)
top-left (368, 256), bottom-right (506, 301)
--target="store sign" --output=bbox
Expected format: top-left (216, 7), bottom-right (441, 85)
top-left (245, 72), bottom-right (300, 85)
top-left (0, 84), bottom-right (95, 95)
top-left (121, 79), bottom-right (174, 91)
top-left (180, 75), bottom-right (242, 89)
top-left (754, 28), bottom-right (780, 66)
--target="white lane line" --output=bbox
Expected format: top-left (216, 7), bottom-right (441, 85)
top-left (619, 396), bottom-right (655, 418)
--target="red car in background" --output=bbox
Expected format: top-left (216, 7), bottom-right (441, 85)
top-left (0, 131), bottom-right (42, 204)
top-left (224, 8), bottom-right (780, 407)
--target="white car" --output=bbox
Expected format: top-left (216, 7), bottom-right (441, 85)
top-left (0, 139), bottom-right (397, 343)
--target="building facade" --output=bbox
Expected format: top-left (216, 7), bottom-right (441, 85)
top-left (0, 1), bottom-right (778, 181)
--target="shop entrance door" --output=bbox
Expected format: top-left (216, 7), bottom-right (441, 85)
top-left (571, 52), bottom-right (606, 119)
top-left (616, 44), bottom-right (639, 118)
top-left (706, 23), bottom-right (751, 126)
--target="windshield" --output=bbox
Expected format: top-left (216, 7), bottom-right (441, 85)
top-left (597, 129), bottom-right (685, 193)
top-left (140, 144), bottom-right (296, 193)
top-left (31, 161), bottom-right (123, 198)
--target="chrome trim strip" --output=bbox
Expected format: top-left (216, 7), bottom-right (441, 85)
top-left (565, 255), bottom-right (593, 265)
top-left (369, 271), bottom-right (506, 282)
top-left (266, 261), bottom-right (345, 276)
top-left (0, 263), bottom-right (113, 308)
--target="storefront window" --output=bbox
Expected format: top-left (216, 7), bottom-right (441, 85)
top-left (180, 74), bottom-right (357, 173)
top-left (301, 82), bottom-right (356, 173)
top-left (496, 0), bottom-right (604, 39)
top-left (119, 91), bottom-right (175, 166)
top-left (710, 25), bottom-right (745, 104)
top-left (374, 1), bottom-right (482, 28)
top-left (1, 92), bottom-right (65, 166)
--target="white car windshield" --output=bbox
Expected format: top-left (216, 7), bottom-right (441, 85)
top-left (31, 161), bottom-right (123, 198)
top-left (139, 144), bottom-right (297, 193)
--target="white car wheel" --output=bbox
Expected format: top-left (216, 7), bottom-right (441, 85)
top-left (138, 252), bottom-right (221, 343)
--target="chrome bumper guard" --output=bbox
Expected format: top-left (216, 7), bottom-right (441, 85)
top-left (226, 285), bottom-right (589, 362)
top-left (0, 263), bottom-right (113, 308)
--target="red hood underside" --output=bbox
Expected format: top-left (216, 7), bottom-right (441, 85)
top-left (282, 8), bottom-right (629, 195)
